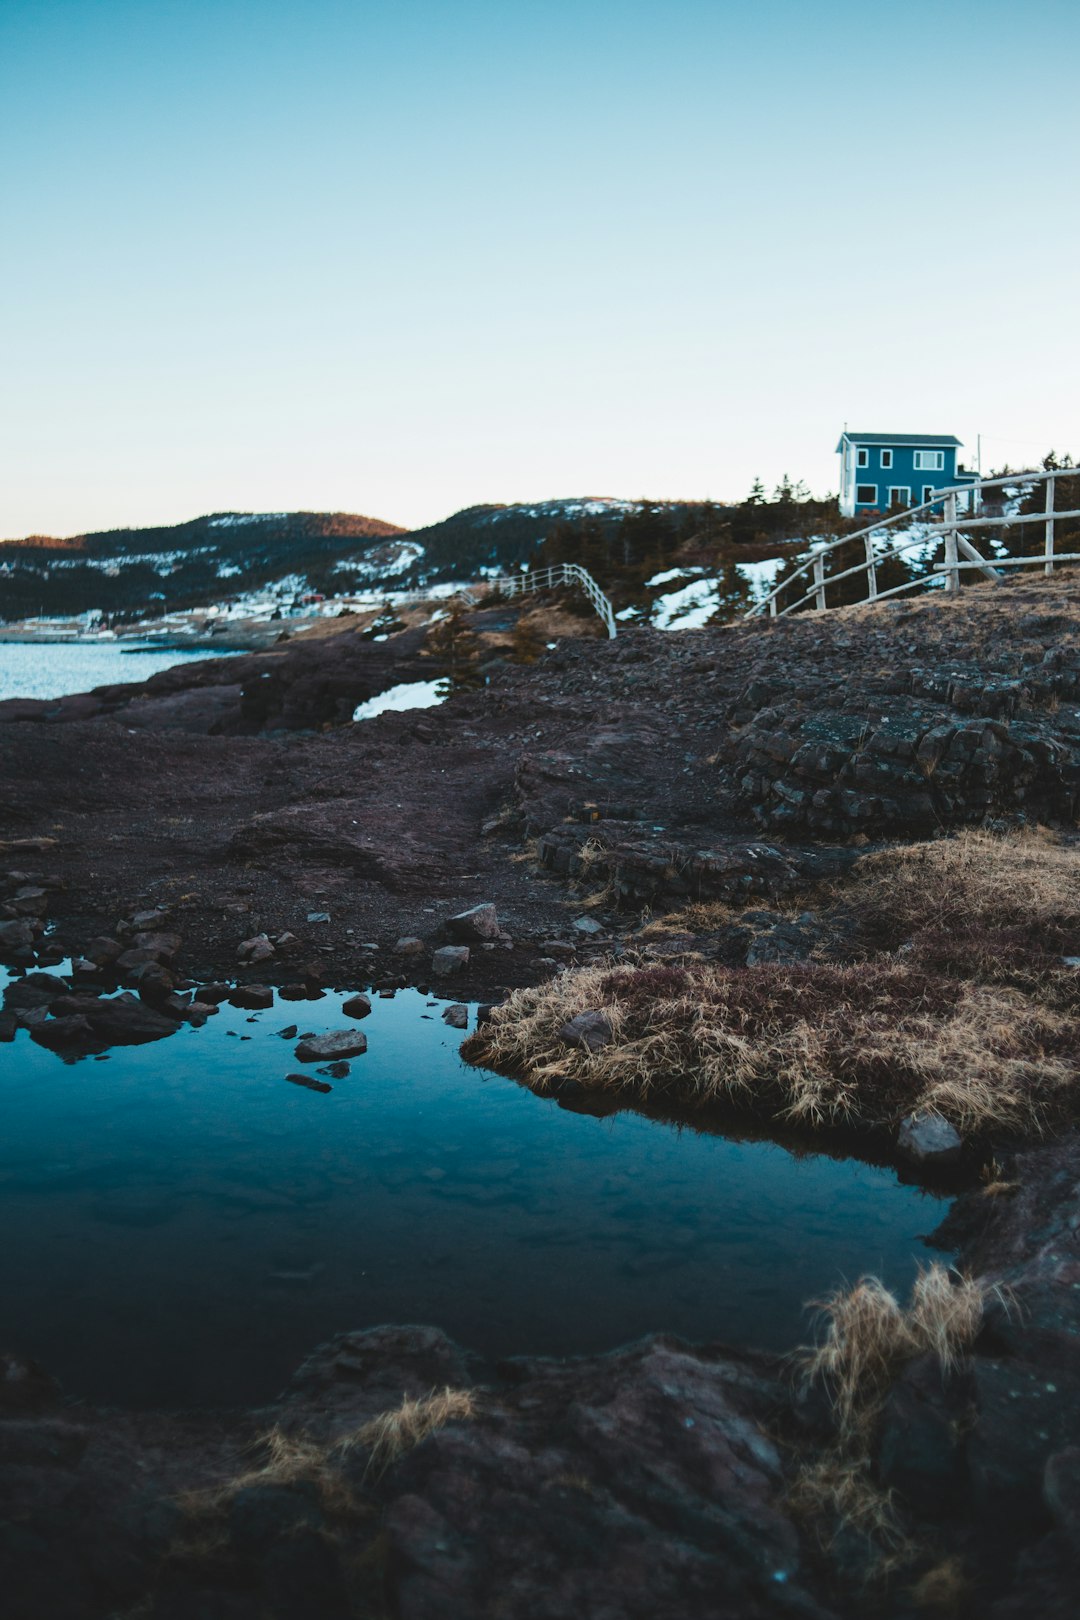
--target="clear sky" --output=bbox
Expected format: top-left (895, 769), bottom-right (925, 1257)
top-left (2, 0), bottom-right (1078, 537)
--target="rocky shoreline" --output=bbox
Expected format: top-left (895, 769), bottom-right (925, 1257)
top-left (3, 577), bottom-right (1080, 1615)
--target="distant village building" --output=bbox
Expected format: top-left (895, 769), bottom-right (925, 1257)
top-left (836, 431), bottom-right (975, 518)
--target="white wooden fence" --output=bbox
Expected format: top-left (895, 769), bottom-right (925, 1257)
top-left (390, 563), bottom-right (618, 638)
top-left (747, 466), bottom-right (1080, 619)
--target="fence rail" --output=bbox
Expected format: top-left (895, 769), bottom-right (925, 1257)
top-left (747, 466), bottom-right (1080, 619)
top-left (388, 563), bottom-right (618, 638)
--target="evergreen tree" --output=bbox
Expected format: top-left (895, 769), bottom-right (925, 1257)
top-left (361, 601), bottom-right (407, 639)
top-left (424, 602), bottom-right (485, 694)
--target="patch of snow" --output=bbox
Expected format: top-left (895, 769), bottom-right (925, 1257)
top-left (651, 580), bottom-right (721, 630)
top-left (734, 558), bottom-right (784, 600)
top-left (216, 562), bottom-right (243, 579)
top-left (646, 566), bottom-right (704, 589)
top-left (352, 679), bottom-right (445, 723)
top-left (207, 513), bottom-right (288, 528)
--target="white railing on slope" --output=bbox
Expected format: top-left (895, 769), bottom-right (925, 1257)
top-left (387, 564), bottom-right (618, 638)
top-left (747, 466), bottom-right (1080, 619)
top-left (483, 563), bottom-right (617, 638)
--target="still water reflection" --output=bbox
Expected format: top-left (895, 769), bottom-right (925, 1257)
top-left (0, 979), bottom-right (950, 1408)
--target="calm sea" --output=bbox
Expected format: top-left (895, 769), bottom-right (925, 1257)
top-left (0, 640), bottom-right (237, 702)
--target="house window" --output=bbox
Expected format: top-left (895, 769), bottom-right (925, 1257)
top-left (914, 450), bottom-right (945, 471)
top-left (880, 449), bottom-right (893, 469)
top-left (922, 485), bottom-right (936, 504)
top-left (856, 448), bottom-right (869, 468)
top-left (856, 484), bottom-right (877, 505)
top-left (887, 486), bottom-right (911, 508)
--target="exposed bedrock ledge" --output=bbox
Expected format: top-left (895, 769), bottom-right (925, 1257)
top-left (5, 1139), bottom-right (1080, 1618)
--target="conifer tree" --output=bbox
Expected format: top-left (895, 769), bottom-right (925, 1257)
top-left (424, 602), bottom-right (485, 694)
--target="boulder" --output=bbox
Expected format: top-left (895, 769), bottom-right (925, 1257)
top-left (0, 918), bottom-right (35, 954)
top-left (230, 984), bottom-right (275, 1011)
top-left (394, 935), bottom-right (426, 955)
top-left (897, 1113), bottom-right (963, 1167)
top-left (442, 1003), bottom-right (469, 1029)
top-left (131, 930), bottom-right (183, 962)
top-left (237, 933), bottom-right (275, 964)
top-left (63, 992), bottom-right (179, 1046)
top-left (30, 1015), bottom-right (97, 1052)
top-left (342, 993), bottom-right (372, 1020)
top-left (558, 1010), bottom-right (613, 1053)
top-left (86, 936), bottom-right (123, 966)
top-left (432, 946), bottom-right (470, 977)
top-left (294, 1030), bottom-right (368, 1062)
top-left (445, 904), bottom-right (500, 942)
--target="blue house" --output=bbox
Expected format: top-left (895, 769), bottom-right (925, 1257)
top-left (836, 431), bottom-right (976, 517)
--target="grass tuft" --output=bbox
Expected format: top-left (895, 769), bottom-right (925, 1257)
top-left (352, 1387), bottom-right (476, 1480)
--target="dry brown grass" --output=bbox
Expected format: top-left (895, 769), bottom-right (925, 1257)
top-left (461, 955), bottom-right (1078, 1139)
top-left (352, 1387), bottom-right (475, 1480)
top-left (843, 827), bottom-right (1079, 953)
top-left (178, 1388), bottom-right (475, 1535)
top-left (790, 1265), bottom-right (996, 1578)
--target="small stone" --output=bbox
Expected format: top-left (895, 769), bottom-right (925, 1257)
top-left (557, 1010), bottom-right (613, 1052)
top-left (442, 1003), bottom-right (469, 1029)
top-left (294, 1030), bottom-right (368, 1062)
top-left (432, 945), bottom-right (470, 977)
top-left (307, 911), bottom-right (331, 925)
top-left (446, 904), bottom-right (500, 942)
top-left (237, 933), bottom-right (275, 964)
top-left (129, 907), bottom-right (170, 930)
top-left (897, 1113), bottom-right (963, 1166)
top-left (342, 994), bottom-right (372, 1020)
top-left (394, 936), bottom-right (426, 955)
top-left (572, 916), bottom-right (605, 936)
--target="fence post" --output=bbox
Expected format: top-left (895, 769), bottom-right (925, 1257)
top-left (813, 549), bottom-right (826, 611)
top-left (768, 596), bottom-right (777, 619)
top-left (944, 492), bottom-right (959, 593)
top-left (1045, 474), bottom-right (1056, 575)
top-left (864, 534), bottom-right (878, 601)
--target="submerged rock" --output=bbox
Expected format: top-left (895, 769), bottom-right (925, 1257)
top-left (442, 1003), bottom-right (469, 1029)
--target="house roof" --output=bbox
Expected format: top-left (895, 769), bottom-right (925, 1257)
top-left (836, 431), bottom-right (962, 451)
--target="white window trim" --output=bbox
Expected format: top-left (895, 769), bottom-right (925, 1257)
top-left (887, 486), bottom-right (911, 507)
top-left (914, 450), bottom-right (945, 471)
top-left (922, 484), bottom-right (935, 504)
top-left (855, 483), bottom-right (878, 505)
top-left (856, 447), bottom-right (869, 468)
top-left (880, 449), bottom-right (893, 469)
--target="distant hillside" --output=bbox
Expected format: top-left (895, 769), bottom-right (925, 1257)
top-left (0, 489), bottom-right (847, 628)
top-left (0, 511), bottom-right (405, 621)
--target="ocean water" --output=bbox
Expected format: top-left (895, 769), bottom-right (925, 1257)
top-left (0, 640), bottom-right (238, 702)
top-left (0, 973), bottom-right (952, 1408)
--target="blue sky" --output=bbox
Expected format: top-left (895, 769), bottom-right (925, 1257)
top-left (2, 0), bottom-right (1078, 535)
